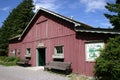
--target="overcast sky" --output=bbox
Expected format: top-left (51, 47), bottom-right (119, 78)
top-left (0, 0), bottom-right (115, 28)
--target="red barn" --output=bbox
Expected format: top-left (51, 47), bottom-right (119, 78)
top-left (9, 8), bottom-right (120, 76)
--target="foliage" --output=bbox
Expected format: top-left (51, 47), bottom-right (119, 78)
top-left (0, 0), bottom-right (35, 56)
top-left (94, 36), bottom-right (120, 80)
top-left (0, 56), bottom-right (20, 66)
top-left (68, 74), bottom-right (95, 80)
top-left (104, 0), bottom-right (120, 30)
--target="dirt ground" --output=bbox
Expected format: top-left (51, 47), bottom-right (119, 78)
top-left (0, 65), bottom-right (68, 80)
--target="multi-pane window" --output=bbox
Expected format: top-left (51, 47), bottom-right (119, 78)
top-left (25, 48), bottom-right (31, 58)
top-left (55, 46), bottom-right (63, 54)
top-left (26, 48), bottom-right (31, 54)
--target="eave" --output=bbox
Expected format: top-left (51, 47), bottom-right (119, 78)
top-left (18, 7), bottom-right (89, 40)
top-left (75, 28), bottom-right (120, 34)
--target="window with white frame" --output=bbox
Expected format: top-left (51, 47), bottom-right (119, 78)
top-left (12, 49), bottom-right (17, 55)
top-left (26, 48), bottom-right (31, 55)
top-left (54, 46), bottom-right (63, 54)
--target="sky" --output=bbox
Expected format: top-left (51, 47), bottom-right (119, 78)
top-left (0, 0), bottom-right (115, 28)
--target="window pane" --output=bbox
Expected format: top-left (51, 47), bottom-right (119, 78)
top-left (26, 48), bottom-right (31, 54)
top-left (55, 46), bottom-right (63, 54)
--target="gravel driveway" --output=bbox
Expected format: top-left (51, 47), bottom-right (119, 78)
top-left (0, 65), bottom-right (69, 80)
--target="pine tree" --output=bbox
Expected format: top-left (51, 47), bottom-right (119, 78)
top-left (94, 36), bottom-right (120, 80)
top-left (116, 0), bottom-right (120, 4)
top-left (0, 0), bottom-right (35, 56)
top-left (104, 0), bottom-right (120, 30)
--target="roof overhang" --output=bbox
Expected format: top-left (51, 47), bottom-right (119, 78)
top-left (75, 29), bottom-right (120, 35)
top-left (39, 8), bottom-right (81, 27)
top-left (18, 7), bottom-right (81, 40)
top-left (18, 7), bottom-right (119, 41)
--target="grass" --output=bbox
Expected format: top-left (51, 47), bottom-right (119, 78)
top-left (67, 74), bottom-right (95, 80)
top-left (46, 70), bottom-right (95, 80)
top-left (0, 56), bottom-right (19, 66)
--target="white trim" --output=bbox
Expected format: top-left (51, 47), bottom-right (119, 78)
top-left (52, 54), bottom-right (64, 59)
top-left (36, 49), bottom-right (39, 66)
top-left (18, 10), bottom-right (39, 40)
top-left (85, 42), bottom-right (104, 62)
top-left (54, 46), bottom-right (64, 54)
top-left (52, 46), bottom-right (64, 59)
top-left (40, 7), bottom-right (80, 27)
top-left (18, 7), bottom-right (81, 40)
top-left (75, 29), bottom-right (120, 34)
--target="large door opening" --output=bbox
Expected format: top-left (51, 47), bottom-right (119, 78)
top-left (37, 48), bottom-right (46, 66)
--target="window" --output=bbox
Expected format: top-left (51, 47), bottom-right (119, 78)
top-left (26, 48), bottom-right (30, 54)
top-left (12, 49), bottom-right (17, 56)
top-left (55, 46), bottom-right (63, 54)
top-left (52, 46), bottom-right (64, 59)
top-left (25, 48), bottom-right (31, 57)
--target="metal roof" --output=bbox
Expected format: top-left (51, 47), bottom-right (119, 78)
top-left (75, 28), bottom-right (120, 34)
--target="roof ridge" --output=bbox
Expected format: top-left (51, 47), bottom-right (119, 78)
top-left (19, 7), bottom-right (93, 40)
top-left (39, 7), bottom-right (93, 28)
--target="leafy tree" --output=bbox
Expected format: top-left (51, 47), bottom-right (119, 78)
top-left (94, 36), bottom-right (120, 80)
top-left (0, 0), bottom-right (35, 56)
top-left (104, 0), bottom-right (120, 30)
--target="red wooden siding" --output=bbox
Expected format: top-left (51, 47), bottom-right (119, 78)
top-left (9, 11), bottom-right (114, 76)
top-left (9, 42), bottom-right (21, 57)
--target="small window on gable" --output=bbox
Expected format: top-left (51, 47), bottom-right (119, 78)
top-left (55, 46), bottom-right (63, 54)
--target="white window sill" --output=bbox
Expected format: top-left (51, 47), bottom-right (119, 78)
top-left (52, 54), bottom-right (64, 59)
top-left (25, 54), bottom-right (31, 57)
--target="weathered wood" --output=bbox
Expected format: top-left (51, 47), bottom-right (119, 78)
top-left (44, 61), bottom-right (72, 74)
top-left (16, 59), bottom-right (29, 66)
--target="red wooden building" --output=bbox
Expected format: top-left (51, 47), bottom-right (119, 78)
top-left (9, 8), bottom-right (120, 76)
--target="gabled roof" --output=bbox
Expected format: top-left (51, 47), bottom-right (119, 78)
top-left (18, 7), bottom-right (120, 40)
top-left (9, 35), bottom-right (21, 40)
top-left (9, 34), bottom-right (21, 43)
top-left (19, 7), bottom-right (93, 40)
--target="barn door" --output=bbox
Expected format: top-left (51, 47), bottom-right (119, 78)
top-left (37, 48), bottom-right (46, 66)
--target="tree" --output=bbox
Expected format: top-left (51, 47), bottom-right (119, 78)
top-left (0, 0), bottom-right (35, 56)
top-left (104, 0), bottom-right (120, 30)
top-left (94, 36), bottom-right (120, 80)
top-left (116, 0), bottom-right (120, 4)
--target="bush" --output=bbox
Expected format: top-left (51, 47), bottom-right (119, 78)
top-left (0, 56), bottom-right (19, 66)
top-left (0, 49), bottom-right (8, 56)
top-left (94, 36), bottom-right (120, 80)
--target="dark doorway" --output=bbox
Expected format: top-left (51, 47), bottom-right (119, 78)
top-left (37, 48), bottom-right (46, 66)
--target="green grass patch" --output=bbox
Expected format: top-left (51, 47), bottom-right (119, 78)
top-left (0, 56), bottom-right (19, 66)
top-left (67, 74), bottom-right (95, 80)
